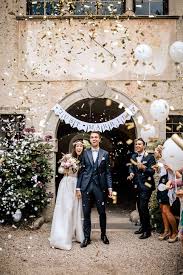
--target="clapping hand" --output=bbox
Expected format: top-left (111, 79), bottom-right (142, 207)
top-left (137, 162), bottom-right (146, 171)
top-left (166, 180), bottom-right (173, 190)
top-left (108, 188), bottom-right (113, 198)
top-left (127, 173), bottom-right (134, 181)
top-left (164, 164), bottom-right (173, 172)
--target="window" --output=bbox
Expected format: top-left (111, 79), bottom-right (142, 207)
top-left (0, 114), bottom-right (25, 150)
top-left (166, 115), bottom-right (183, 139)
top-left (74, 0), bottom-right (125, 15)
top-left (26, 0), bottom-right (126, 16)
top-left (134, 0), bottom-right (168, 16)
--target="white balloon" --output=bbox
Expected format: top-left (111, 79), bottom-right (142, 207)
top-left (162, 138), bottom-right (183, 171)
top-left (12, 209), bottom-right (22, 222)
top-left (150, 99), bottom-right (169, 122)
top-left (140, 124), bottom-right (156, 142)
top-left (158, 184), bottom-right (167, 192)
top-left (169, 41), bottom-right (183, 63)
top-left (134, 44), bottom-right (152, 61)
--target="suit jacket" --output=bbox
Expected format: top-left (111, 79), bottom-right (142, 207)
top-left (77, 148), bottom-right (112, 192)
top-left (129, 152), bottom-right (156, 192)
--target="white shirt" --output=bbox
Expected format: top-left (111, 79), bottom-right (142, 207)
top-left (136, 151), bottom-right (145, 163)
top-left (91, 147), bottom-right (99, 163)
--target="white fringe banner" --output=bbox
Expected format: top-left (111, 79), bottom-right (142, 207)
top-left (52, 104), bottom-right (138, 132)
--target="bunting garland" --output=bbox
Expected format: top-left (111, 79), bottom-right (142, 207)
top-left (52, 103), bottom-right (138, 132)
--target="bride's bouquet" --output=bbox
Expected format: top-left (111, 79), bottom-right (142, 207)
top-left (58, 154), bottom-right (79, 174)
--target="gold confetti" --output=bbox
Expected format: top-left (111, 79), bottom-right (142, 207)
top-left (166, 126), bottom-right (172, 131)
top-left (125, 122), bottom-right (135, 130)
top-left (145, 182), bottom-right (152, 188)
top-left (106, 99), bottom-right (112, 107)
top-left (126, 139), bottom-right (133, 145)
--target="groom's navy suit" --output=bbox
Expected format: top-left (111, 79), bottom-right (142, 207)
top-left (77, 148), bottom-right (112, 239)
top-left (129, 152), bottom-right (156, 233)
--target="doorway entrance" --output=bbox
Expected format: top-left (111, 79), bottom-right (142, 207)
top-left (56, 98), bottom-right (137, 211)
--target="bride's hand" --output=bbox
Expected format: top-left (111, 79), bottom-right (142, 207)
top-left (76, 190), bottom-right (81, 199)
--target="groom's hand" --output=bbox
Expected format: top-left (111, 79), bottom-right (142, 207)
top-left (76, 190), bottom-right (81, 199)
top-left (108, 188), bottom-right (113, 198)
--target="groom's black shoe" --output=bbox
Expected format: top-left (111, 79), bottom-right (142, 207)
top-left (101, 234), bottom-right (109, 244)
top-left (134, 227), bottom-right (144, 235)
top-left (139, 232), bottom-right (151, 239)
top-left (80, 238), bottom-right (91, 248)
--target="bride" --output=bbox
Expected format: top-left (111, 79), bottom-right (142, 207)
top-left (49, 140), bottom-right (84, 250)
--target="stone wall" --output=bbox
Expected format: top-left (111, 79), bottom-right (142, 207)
top-left (2, 16), bottom-right (181, 138)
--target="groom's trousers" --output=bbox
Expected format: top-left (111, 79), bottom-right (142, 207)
top-left (82, 181), bottom-right (106, 239)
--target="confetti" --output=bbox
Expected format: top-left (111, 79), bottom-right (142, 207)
top-left (126, 139), bottom-right (133, 145)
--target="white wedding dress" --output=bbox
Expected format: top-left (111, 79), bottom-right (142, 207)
top-left (49, 167), bottom-right (84, 250)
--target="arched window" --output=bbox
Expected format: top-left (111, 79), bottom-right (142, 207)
top-left (134, 0), bottom-right (168, 16)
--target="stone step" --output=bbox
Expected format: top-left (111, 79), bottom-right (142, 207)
top-left (92, 222), bottom-right (137, 230)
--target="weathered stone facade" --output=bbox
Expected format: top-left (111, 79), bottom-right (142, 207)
top-left (0, 0), bottom-right (183, 220)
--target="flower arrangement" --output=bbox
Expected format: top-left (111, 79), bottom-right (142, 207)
top-left (58, 154), bottom-right (79, 174)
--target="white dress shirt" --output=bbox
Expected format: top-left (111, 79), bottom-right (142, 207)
top-left (136, 151), bottom-right (145, 163)
top-left (91, 147), bottom-right (99, 163)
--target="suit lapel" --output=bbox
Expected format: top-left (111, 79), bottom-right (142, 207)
top-left (98, 148), bottom-right (104, 167)
top-left (86, 149), bottom-right (93, 166)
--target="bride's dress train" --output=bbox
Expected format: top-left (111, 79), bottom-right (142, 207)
top-left (49, 173), bottom-right (84, 250)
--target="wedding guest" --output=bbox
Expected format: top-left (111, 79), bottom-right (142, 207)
top-left (155, 146), bottom-right (178, 243)
top-left (176, 189), bottom-right (183, 248)
top-left (49, 140), bottom-right (84, 250)
top-left (167, 168), bottom-right (183, 245)
top-left (128, 138), bottom-right (156, 239)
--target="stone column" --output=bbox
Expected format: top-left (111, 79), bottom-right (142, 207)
top-left (43, 139), bottom-right (58, 222)
top-left (168, 0), bottom-right (176, 16)
top-left (123, 0), bottom-right (135, 16)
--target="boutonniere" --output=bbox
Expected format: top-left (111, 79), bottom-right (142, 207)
top-left (144, 151), bottom-right (148, 157)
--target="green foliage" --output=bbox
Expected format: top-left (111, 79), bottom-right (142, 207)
top-left (0, 133), bottom-right (53, 224)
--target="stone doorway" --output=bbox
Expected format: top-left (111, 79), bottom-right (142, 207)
top-left (56, 97), bottom-right (137, 213)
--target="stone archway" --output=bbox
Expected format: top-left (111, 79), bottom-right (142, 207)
top-left (43, 84), bottom-right (148, 221)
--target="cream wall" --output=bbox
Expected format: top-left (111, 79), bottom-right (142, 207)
top-left (1, 16), bottom-right (181, 139)
top-left (18, 19), bottom-right (176, 81)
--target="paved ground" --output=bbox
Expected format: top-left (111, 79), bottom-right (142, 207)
top-left (0, 219), bottom-right (182, 275)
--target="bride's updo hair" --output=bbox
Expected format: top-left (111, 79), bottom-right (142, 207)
top-left (72, 139), bottom-right (84, 158)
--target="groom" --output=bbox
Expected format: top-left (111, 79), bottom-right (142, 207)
top-left (76, 131), bottom-right (112, 248)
